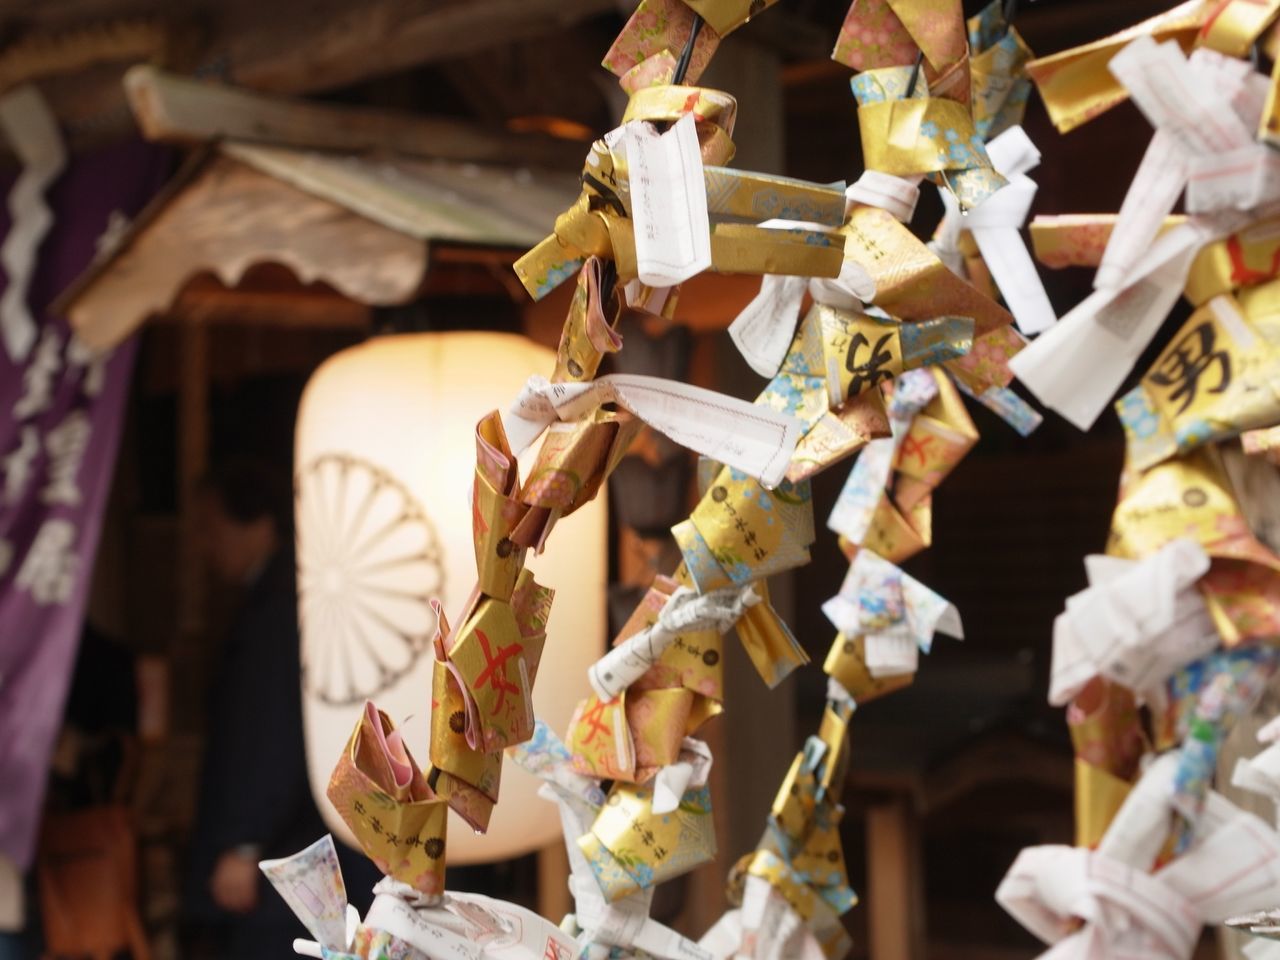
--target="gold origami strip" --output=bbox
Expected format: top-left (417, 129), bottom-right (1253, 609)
top-left (843, 205), bottom-right (1013, 336)
top-left (328, 703), bottom-right (449, 896)
top-left (824, 633), bottom-right (913, 704)
top-left (1110, 448), bottom-right (1280, 645)
top-left (1118, 292), bottom-right (1280, 471)
top-left (968, 0), bottom-right (1035, 140)
top-left (833, 0), bottom-right (969, 103)
top-left (554, 256), bottom-right (623, 383)
top-left (679, 0), bottom-right (781, 38)
top-left (1026, 0), bottom-right (1208, 133)
top-left (604, 0), bottom-right (720, 90)
top-left (852, 66), bottom-right (1006, 211)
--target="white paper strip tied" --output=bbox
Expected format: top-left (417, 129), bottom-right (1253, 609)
top-left (363, 881), bottom-right (581, 960)
top-left (588, 583), bottom-right (758, 702)
top-left (0, 86), bottom-right (65, 363)
top-left (728, 244), bottom-right (875, 379)
top-left (997, 753), bottom-right (1280, 959)
top-left (651, 737), bottom-right (712, 816)
top-left (845, 170), bottom-right (920, 224)
top-left (1233, 716), bottom-right (1280, 833)
top-left (728, 274), bottom-right (809, 379)
top-left (1048, 538), bottom-right (1217, 708)
top-left (510, 724), bottom-right (712, 960)
top-left (725, 168), bottom-right (920, 379)
top-left (623, 113), bottom-right (713, 288)
top-left (1009, 38), bottom-right (1280, 430)
top-left (932, 125), bottom-right (1057, 336)
top-left (821, 548), bottom-right (962, 679)
top-left (502, 373), bottom-right (803, 489)
top-left (698, 887), bottom-right (821, 960)
top-left (826, 367), bottom-right (938, 544)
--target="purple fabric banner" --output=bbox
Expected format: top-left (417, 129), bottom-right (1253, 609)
top-left (0, 139), bottom-right (169, 868)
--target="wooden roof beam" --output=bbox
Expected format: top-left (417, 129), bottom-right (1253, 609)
top-left (214, 0), bottom-right (619, 96)
top-left (124, 65), bottom-right (587, 169)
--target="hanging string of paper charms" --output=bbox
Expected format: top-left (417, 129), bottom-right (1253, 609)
top-left (247, 0), bottom-right (1068, 957)
top-left (993, 2), bottom-right (1280, 957)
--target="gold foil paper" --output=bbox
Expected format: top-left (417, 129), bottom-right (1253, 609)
top-left (1118, 294), bottom-right (1280, 470)
top-left (824, 632), bottom-right (914, 704)
top-left (847, 369), bottom-right (977, 564)
top-left (1030, 214), bottom-right (1185, 270)
top-left (514, 90), bottom-right (849, 300)
top-left (784, 390), bottom-right (891, 484)
top-left (678, 0), bottom-right (781, 38)
top-left (1109, 450), bottom-right (1280, 645)
top-left (833, 0), bottom-right (969, 103)
top-left (567, 576), bottom-right (722, 782)
top-left (1065, 679), bottom-right (1143, 848)
top-left (327, 704), bottom-right (449, 896)
top-left (852, 67), bottom-right (1006, 211)
top-left (728, 697), bottom-right (857, 951)
top-left (1025, 0), bottom-right (1207, 133)
top-left (843, 205), bottom-right (1014, 336)
top-left (1198, 0), bottom-right (1280, 57)
top-left (734, 577), bottom-right (811, 687)
top-left (672, 466), bottom-right (815, 593)
top-left (1184, 216), bottom-right (1280, 306)
top-left (1074, 758), bottom-right (1134, 850)
top-left (472, 412), bottom-right (529, 602)
top-left (521, 411), bottom-right (641, 518)
top-left (429, 569), bottom-right (553, 830)
top-left (578, 781), bottom-right (717, 900)
top-left (968, 0), bottom-right (1034, 140)
top-left (554, 257), bottom-right (623, 383)
top-left (429, 658), bottom-right (502, 833)
top-left (603, 0), bottom-right (721, 88)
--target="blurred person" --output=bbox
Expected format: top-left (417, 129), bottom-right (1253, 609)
top-left (184, 459), bottom-right (374, 960)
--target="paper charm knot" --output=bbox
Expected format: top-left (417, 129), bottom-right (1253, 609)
top-left (998, 754), bottom-right (1280, 960)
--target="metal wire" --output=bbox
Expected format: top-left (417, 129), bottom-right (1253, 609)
top-left (673, 15), bottom-right (704, 85)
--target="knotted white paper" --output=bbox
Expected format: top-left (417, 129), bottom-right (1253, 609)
top-left (588, 584), bottom-right (758, 702)
top-left (728, 274), bottom-right (809, 378)
top-left (998, 753), bottom-right (1280, 959)
top-left (1009, 37), bottom-right (1279, 429)
top-left (932, 125), bottom-right (1057, 335)
top-left (503, 373), bottom-right (802, 489)
top-left (1049, 538), bottom-right (1217, 707)
top-left (821, 549), bottom-right (962, 679)
top-left (652, 738), bottom-right (713, 815)
top-left (845, 169), bottom-right (921, 223)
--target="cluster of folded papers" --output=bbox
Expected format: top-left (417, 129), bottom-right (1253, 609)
top-left (989, 2), bottom-right (1280, 957)
top-left (241, 0), bottom-right (1280, 957)
top-left (258, 0), bottom-right (1055, 953)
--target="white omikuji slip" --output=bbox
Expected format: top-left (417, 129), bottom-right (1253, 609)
top-left (999, 753), bottom-right (1280, 959)
top-left (1049, 538), bottom-right (1218, 707)
top-left (1010, 37), bottom-right (1280, 430)
top-left (502, 372), bottom-right (803, 490)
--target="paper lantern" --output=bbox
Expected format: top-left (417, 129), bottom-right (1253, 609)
top-left (294, 332), bottom-right (606, 863)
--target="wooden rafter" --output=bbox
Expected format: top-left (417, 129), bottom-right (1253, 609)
top-left (213, 0), bottom-right (618, 95)
top-left (123, 65), bottom-right (586, 169)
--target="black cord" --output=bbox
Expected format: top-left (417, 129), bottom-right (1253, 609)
top-left (1003, 0), bottom-right (1019, 26)
top-left (905, 49), bottom-right (924, 98)
top-left (673, 15), bottom-right (704, 85)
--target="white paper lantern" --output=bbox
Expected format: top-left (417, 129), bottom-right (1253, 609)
top-left (294, 331), bottom-right (606, 863)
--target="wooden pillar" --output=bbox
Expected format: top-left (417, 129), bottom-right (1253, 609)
top-left (866, 796), bottom-right (926, 960)
top-left (537, 841), bottom-right (572, 923)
